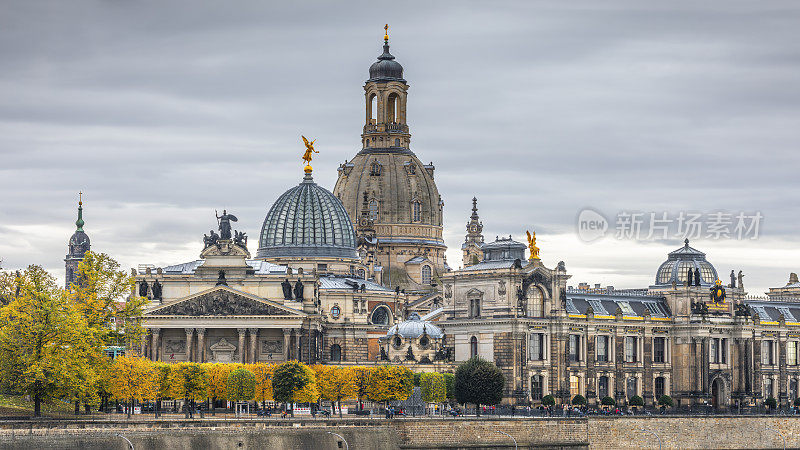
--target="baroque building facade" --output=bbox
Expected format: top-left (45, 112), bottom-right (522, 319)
top-left (71, 28), bottom-right (800, 411)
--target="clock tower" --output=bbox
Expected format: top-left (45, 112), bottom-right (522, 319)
top-left (65, 194), bottom-right (91, 289)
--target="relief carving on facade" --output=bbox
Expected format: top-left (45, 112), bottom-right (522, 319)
top-left (153, 291), bottom-right (288, 316)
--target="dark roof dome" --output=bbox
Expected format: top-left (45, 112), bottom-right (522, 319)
top-left (67, 201), bottom-right (90, 257)
top-left (258, 173), bottom-right (358, 259)
top-left (387, 312), bottom-right (444, 339)
top-left (368, 42), bottom-right (405, 82)
top-left (654, 239), bottom-right (719, 286)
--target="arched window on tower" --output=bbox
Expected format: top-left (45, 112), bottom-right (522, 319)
top-left (422, 265), bottom-right (432, 285)
top-left (369, 93), bottom-right (377, 124)
top-left (470, 336), bottom-right (478, 358)
top-left (370, 162), bottom-right (382, 176)
top-left (412, 201), bottom-right (421, 222)
top-left (387, 93), bottom-right (399, 123)
top-left (368, 199), bottom-right (379, 221)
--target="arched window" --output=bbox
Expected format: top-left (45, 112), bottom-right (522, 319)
top-left (654, 376), bottom-right (665, 399)
top-left (365, 139), bottom-right (370, 147)
top-left (370, 306), bottom-right (391, 326)
top-left (394, 138), bottom-right (400, 147)
top-left (357, 268), bottom-right (366, 279)
top-left (470, 336), bottom-right (478, 358)
top-left (387, 93), bottom-right (398, 123)
top-left (421, 265), bottom-right (432, 285)
top-left (469, 297), bottom-right (481, 319)
top-left (412, 201), bottom-right (421, 222)
top-left (370, 162), bottom-right (382, 176)
top-left (368, 93), bottom-right (377, 124)
top-left (529, 286), bottom-right (543, 317)
top-left (369, 199), bottom-right (379, 221)
top-left (598, 376), bottom-right (609, 399)
top-left (330, 344), bottom-right (342, 362)
top-left (531, 375), bottom-right (543, 400)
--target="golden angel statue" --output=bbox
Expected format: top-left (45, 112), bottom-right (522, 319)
top-left (301, 135), bottom-right (318, 166)
top-left (526, 230), bottom-right (540, 260)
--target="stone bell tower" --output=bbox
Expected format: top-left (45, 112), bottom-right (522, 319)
top-left (65, 193), bottom-right (90, 289)
top-left (462, 197), bottom-right (484, 267)
top-left (333, 25), bottom-right (447, 292)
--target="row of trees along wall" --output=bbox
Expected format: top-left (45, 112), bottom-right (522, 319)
top-left (0, 252), bottom-right (507, 417)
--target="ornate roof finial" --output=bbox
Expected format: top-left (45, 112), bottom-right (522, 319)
top-left (384, 24), bottom-right (389, 43)
top-left (301, 135), bottom-right (318, 175)
top-left (75, 192), bottom-right (84, 231)
top-left (526, 230), bottom-right (540, 261)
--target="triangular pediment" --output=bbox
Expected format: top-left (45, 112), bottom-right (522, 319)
top-left (146, 286), bottom-right (305, 317)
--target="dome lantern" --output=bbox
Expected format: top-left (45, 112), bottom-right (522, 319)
top-left (654, 239), bottom-right (719, 286)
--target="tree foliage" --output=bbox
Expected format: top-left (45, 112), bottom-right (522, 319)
top-left (252, 363), bottom-right (275, 403)
top-left (629, 395), bottom-right (644, 407)
top-left (443, 373), bottom-right (455, 400)
top-left (352, 366), bottom-right (375, 407)
top-left (420, 372), bottom-right (446, 404)
top-left (71, 252), bottom-right (147, 348)
top-left (765, 397), bottom-right (777, 409)
top-left (273, 361), bottom-right (318, 404)
top-left (108, 355), bottom-right (158, 416)
top-left (366, 365), bottom-right (413, 403)
top-left (168, 363), bottom-right (210, 402)
top-left (314, 365), bottom-right (357, 416)
top-left (0, 265), bottom-right (99, 416)
top-left (207, 363), bottom-right (239, 400)
top-left (572, 394), bottom-right (586, 406)
top-left (542, 394), bottom-right (556, 406)
top-left (454, 357), bottom-right (504, 409)
top-left (601, 396), bottom-right (616, 406)
top-left (226, 367), bottom-right (256, 402)
top-left (657, 395), bottom-right (674, 407)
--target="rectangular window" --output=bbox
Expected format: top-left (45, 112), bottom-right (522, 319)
top-left (654, 337), bottom-right (666, 363)
top-left (569, 335), bottom-right (580, 362)
top-left (530, 333), bottom-right (545, 361)
top-left (710, 338), bottom-right (719, 364)
top-left (789, 341), bottom-right (798, 366)
top-left (598, 376), bottom-right (609, 398)
top-left (625, 336), bottom-right (637, 363)
top-left (596, 336), bottom-right (609, 362)
top-left (764, 378), bottom-right (774, 398)
top-left (570, 375), bottom-right (580, 395)
top-left (617, 301), bottom-right (636, 316)
top-left (531, 375), bottom-right (543, 400)
top-left (762, 341), bottom-right (775, 366)
top-left (721, 338), bottom-right (727, 364)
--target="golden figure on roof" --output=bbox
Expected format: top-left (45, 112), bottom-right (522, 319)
top-left (301, 135), bottom-right (318, 173)
top-left (526, 230), bottom-right (540, 261)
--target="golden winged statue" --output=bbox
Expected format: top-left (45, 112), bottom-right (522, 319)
top-left (526, 230), bottom-right (540, 261)
top-left (301, 135), bottom-right (319, 173)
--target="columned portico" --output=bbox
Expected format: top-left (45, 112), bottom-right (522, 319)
top-left (151, 328), bottom-right (161, 361)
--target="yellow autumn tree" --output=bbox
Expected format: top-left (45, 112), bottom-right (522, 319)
top-left (168, 363), bottom-right (210, 418)
top-left (206, 363), bottom-right (240, 407)
top-left (108, 355), bottom-right (159, 418)
top-left (273, 361), bottom-right (318, 413)
top-left (420, 372), bottom-right (446, 404)
top-left (314, 365), bottom-right (356, 417)
top-left (252, 363), bottom-right (275, 409)
top-left (352, 366), bottom-right (376, 411)
top-left (0, 265), bottom-right (99, 417)
top-left (367, 365), bottom-right (413, 404)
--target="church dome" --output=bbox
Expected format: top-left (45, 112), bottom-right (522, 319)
top-left (258, 173), bottom-right (358, 259)
top-left (387, 312), bottom-right (443, 339)
top-left (654, 239), bottom-right (719, 286)
top-left (368, 43), bottom-right (405, 82)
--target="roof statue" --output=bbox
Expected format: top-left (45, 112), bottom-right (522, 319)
top-left (301, 135), bottom-right (318, 174)
top-left (215, 209), bottom-right (238, 240)
top-left (526, 230), bottom-right (540, 261)
top-left (384, 23), bottom-right (389, 43)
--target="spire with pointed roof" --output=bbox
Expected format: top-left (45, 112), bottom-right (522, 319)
top-left (65, 193), bottom-right (91, 289)
top-left (462, 197), bottom-right (484, 267)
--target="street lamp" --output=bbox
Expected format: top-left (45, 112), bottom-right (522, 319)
top-left (639, 428), bottom-right (662, 450)
top-left (765, 424), bottom-right (786, 450)
top-left (115, 434), bottom-right (134, 450)
top-left (494, 430), bottom-right (517, 450)
top-left (326, 431), bottom-right (349, 450)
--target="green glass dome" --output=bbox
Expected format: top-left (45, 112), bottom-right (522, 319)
top-left (258, 173), bottom-right (357, 259)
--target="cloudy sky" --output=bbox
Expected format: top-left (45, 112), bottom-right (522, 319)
top-left (1, 1), bottom-right (798, 295)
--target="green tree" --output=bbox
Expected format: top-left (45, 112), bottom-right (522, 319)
top-left (0, 265), bottom-right (99, 417)
top-left (273, 361), bottom-right (318, 413)
top-left (572, 394), bottom-right (586, 406)
top-left (765, 397), bottom-right (777, 409)
top-left (443, 373), bottom-right (455, 400)
top-left (793, 397), bottom-right (800, 407)
top-left (454, 357), bottom-right (504, 416)
top-left (420, 372), bottom-right (446, 405)
top-left (601, 396), bottom-right (616, 407)
top-left (352, 366), bottom-right (375, 410)
top-left (226, 367), bottom-right (256, 402)
top-left (657, 395), bottom-right (674, 408)
top-left (542, 395), bottom-right (556, 407)
top-left (629, 395), bottom-right (644, 407)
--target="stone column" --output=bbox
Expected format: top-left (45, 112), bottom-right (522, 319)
top-left (237, 328), bottom-right (247, 364)
top-left (283, 328), bottom-right (292, 362)
top-left (249, 328), bottom-right (259, 364)
top-left (196, 328), bottom-right (206, 363)
top-left (151, 328), bottom-right (161, 361)
top-left (140, 332), bottom-right (148, 358)
top-left (184, 328), bottom-right (195, 362)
